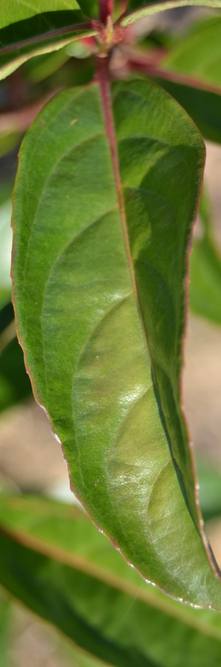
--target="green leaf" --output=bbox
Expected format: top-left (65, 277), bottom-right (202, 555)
top-left (151, 78), bottom-right (221, 144)
top-left (122, 1), bottom-right (221, 26)
top-left (161, 17), bottom-right (221, 91)
top-left (0, 589), bottom-right (10, 667)
top-left (0, 3), bottom-right (97, 80)
top-left (197, 461), bottom-right (221, 523)
top-left (12, 78), bottom-right (221, 608)
top-left (0, 337), bottom-right (31, 412)
top-left (2, 495), bottom-right (221, 666)
top-left (189, 189), bottom-right (221, 324)
top-left (76, 0), bottom-right (99, 18)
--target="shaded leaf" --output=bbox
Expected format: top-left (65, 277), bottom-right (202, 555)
top-left (12, 78), bottom-right (221, 608)
top-left (122, 1), bottom-right (221, 26)
top-left (189, 189), bottom-right (221, 324)
top-left (151, 77), bottom-right (221, 144)
top-left (0, 337), bottom-right (31, 412)
top-left (0, 589), bottom-right (10, 667)
top-left (0, 3), bottom-right (97, 80)
top-left (161, 16), bottom-right (221, 92)
top-left (197, 461), bottom-right (221, 523)
top-left (2, 495), bottom-right (221, 666)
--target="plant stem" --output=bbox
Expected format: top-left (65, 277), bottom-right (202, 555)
top-left (99, 0), bottom-right (114, 23)
top-left (0, 23), bottom-right (93, 55)
top-left (127, 49), bottom-right (221, 95)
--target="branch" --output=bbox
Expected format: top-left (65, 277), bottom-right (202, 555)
top-left (0, 23), bottom-right (93, 56)
top-left (127, 49), bottom-right (221, 96)
top-left (99, 0), bottom-right (114, 23)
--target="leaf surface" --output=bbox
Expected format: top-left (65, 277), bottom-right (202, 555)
top-left (2, 495), bottom-right (221, 666)
top-left (151, 77), bottom-right (221, 144)
top-left (12, 78), bottom-right (221, 608)
top-left (0, 2), bottom-right (96, 80)
top-left (122, 1), bottom-right (221, 26)
top-left (161, 17), bottom-right (221, 92)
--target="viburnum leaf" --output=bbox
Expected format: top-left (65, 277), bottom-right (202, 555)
top-left (12, 78), bottom-right (221, 609)
top-left (0, 1), bottom-right (97, 80)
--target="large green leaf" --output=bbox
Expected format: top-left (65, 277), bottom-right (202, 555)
top-left (12, 78), bottom-right (221, 608)
top-left (0, 2), bottom-right (97, 80)
top-left (122, 1), bottom-right (221, 26)
top-left (2, 495), bottom-right (221, 666)
top-left (161, 17), bottom-right (221, 91)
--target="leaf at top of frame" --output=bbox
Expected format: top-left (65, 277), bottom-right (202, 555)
top-left (0, 2), bottom-right (97, 80)
top-left (161, 16), bottom-right (221, 91)
top-left (121, 1), bottom-right (221, 26)
top-left (77, 0), bottom-right (99, 18)
top-left (1, 494), bottom-right (221, 666)
top-left (11, 77), bottom-right (221, 609)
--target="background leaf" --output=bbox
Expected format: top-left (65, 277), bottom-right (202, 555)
top-left (189, 188), bottom-right (221, 324)
top-left (0, 2), bottom-right (96, 80)
top-left (12, 79), bottom-right (221, 608)
top-left (161, 16), bottom-right (221, 91)
top-left (2, 495), bottom-right (221, 666)
top-left (122, 1), bottom-right (221, 25)
top-left (151, 78), bottom-right (221, 144)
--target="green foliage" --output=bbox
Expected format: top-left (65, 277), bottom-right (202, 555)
top-left (0, 0), bottom-right (221, 663)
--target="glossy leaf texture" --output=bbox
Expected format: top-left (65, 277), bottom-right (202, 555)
top-left (189, 189), bottom-right (221, 324)
top-left (121, 1), bottom-right (221, 26)
top-left (161, 16), bottom-right (221, 92)
top-left (0, 1), bottom-right (97, 80)
top-left (12, 78), bottom-right (221, 608)
top-left (2, 495), bottom-right (221, 666)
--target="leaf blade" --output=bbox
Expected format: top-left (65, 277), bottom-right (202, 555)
top-left (2, 495), bottom-right (221, 666)
top-left (12, 79), bottom-right (221, 608)
top-left (121, 1), bottom-right (221, 26)
top-left (0, 3), bottom-right (96, 79)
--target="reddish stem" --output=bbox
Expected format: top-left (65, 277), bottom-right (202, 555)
top-left (0, 22), bottom-right (93, 55)
top-left (127, 50), bottom-right (221, 96)
top-left (99, 0), bottom-right (114, 23)
top-left (96, 55), bottom-right (142, 313)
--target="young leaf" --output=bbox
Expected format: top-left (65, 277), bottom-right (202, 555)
top-left (122, 1), bottom-right (221, 26)
top-left (0, 2), bottom-right (96, 80)
top-left (12, 78), bottom-right (221, 609)
top-left (1, 495), bottom-right (221, 666)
